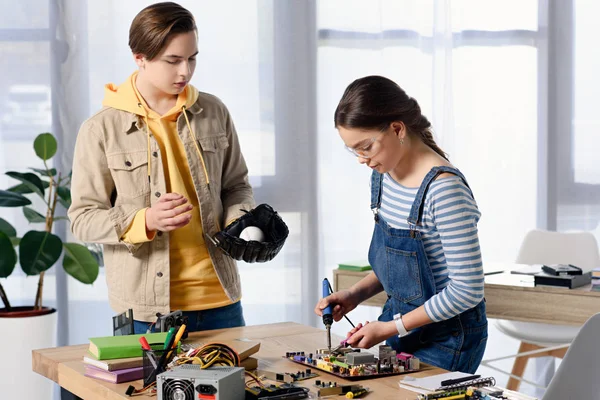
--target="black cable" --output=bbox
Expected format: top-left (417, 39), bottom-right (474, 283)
top-left (326, 279), bottom-right (355, 329)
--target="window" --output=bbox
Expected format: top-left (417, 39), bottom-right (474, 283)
top-left (317, 0), bottom-right (541, 290)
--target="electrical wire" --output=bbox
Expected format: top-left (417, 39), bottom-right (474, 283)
top-left (326, 279), bottom-right (355, 328)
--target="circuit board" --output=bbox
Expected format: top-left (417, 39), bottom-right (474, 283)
top-left (256, 369), bottom-right (319, 384)
top-left (283, 346), bottom-right (424, 381)
top-left (245, 383), bottom-right (310, 399)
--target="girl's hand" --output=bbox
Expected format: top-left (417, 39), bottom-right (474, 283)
top-left (345, 321), bottom-right (397, 349)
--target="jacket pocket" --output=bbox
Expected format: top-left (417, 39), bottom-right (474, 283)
top-left (107, 151), bottom-right (150, 198)
top-left (386, 248), bottom-right (423, 304)
top-left (199, 133), bottom-right (229, 153)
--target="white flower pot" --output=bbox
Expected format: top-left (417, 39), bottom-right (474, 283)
top-left (0, 307), bottom-right (57, 400)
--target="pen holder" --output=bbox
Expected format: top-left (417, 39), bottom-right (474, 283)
top-left (142, 342), bottom-right (177, 386)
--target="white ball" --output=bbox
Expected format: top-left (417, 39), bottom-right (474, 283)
top-left (239, 226), bottom-right (266, 242)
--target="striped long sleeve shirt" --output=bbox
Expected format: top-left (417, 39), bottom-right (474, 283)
top-left (378, 173), bottom-right (484, 322)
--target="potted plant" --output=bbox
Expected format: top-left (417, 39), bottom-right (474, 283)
top-left (0, 133), bottom-right (100, 399)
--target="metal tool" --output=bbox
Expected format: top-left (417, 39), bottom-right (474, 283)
top-left (322, 278), bottom-right (334, 352)
top-left (330, 325), bottom-right (363, 353)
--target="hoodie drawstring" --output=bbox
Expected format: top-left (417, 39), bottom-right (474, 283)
top-left (182, 105), bottom-right (222, 232)
top-left (182, 105), bottom-right (210, 188)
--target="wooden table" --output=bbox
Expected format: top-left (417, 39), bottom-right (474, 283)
top-left (33, 322), bottom-right (446, 400)
top-left (334, 266), bottom-right (600, 326)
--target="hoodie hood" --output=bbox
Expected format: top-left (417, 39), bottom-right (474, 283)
top-left (100, 72), bottom-right (210, 191)
top-left (102, 72), bottom-right (199, 119)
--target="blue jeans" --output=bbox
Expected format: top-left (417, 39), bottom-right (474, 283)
top-left (133, 301), bottom-right (245, 334)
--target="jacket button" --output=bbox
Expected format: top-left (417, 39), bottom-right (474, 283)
top-left (152, 151), bottom-right (158, 157)
top-left (155, 192), bottom-right (161, 198)
top-left (156, 272), bottom-right (163, 277)
top-left (157, 231), bottom-right (163, 237)
top-left (125, 161), bottom-right (132, 167)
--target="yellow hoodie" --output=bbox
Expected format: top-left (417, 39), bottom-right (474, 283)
top-left (102, 72), bottom-right (232, 311)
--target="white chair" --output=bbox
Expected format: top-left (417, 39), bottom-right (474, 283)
top-left (542, 312), bottom-right (600, 400)
top-left (492, 230), bottom-right (600, 391)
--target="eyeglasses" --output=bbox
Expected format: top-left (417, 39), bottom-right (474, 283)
top-left (345, 130), bottom-right (387, 158)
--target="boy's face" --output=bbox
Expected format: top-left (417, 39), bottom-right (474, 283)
top-left (135, 30), bottom-right (198, 96)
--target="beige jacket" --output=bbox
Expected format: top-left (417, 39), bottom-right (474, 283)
top-left (68, 92), bottom-right (255, 321)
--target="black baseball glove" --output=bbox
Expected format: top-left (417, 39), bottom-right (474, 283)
top-left (208, 204), bottom-right (289, 263)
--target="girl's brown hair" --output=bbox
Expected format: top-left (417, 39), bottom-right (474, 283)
top-left (334, 75), bottom-right (448, 160)
top-left (129, 2), bottom-right (196, 61)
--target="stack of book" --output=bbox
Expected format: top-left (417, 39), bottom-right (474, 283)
top-left (83, 332), bottom-right (169, 384)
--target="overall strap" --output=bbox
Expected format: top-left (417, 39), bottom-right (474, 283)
top-left (370, 171), bottom-right (384, 221)
top-left (406, 166), bottom-right (473, 228)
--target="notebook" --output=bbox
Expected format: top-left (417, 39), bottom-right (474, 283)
top-left (338, 260), bottom-right (372, 271)
top-left (83, 354), bottom-right (143, 372)
top-left (88, 332), bottom-right (169, 360)
top-left (84, 364), bottom-right (144, 384)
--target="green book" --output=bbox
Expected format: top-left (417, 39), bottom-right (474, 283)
top-left (338, 260), bottom-right (372, 271)
top-left (88, 332), bottom-right (169, 360)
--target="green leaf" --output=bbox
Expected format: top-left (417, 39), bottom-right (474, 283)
top-left (19, 230), bottom-right (62, 275)
top-left (0, 190), bottom-right (32, 207)
top-left (6, 171), bottom-right (45, 198)
top-left (34, 133), bottom-right (57, 161)
top-left (0, 218), bottom-right (17, 238)
top-left (30, 167), bottom-right (57, 177)
top-left (23, 207), bottom-right (46, 223)
top-left (62, 243), bottom-right (99, 284)
top-left (10, 237), bottom-right (20, 246)
top-left (8, 180), bottom-right (49, 194)
top-left (0, 232), bottom-right (17, 278)
top-left (57, 186), bottom-right (71, 208)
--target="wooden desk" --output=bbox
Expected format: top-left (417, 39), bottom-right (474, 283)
top-left (333, 267), bottom-right (600, 326)
top-left (33, 322), bottom-right (445, 400)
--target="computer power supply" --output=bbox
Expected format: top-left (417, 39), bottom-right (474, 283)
top-left (157, 365), bottom-right (245, 400)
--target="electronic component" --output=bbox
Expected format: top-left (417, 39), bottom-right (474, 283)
top-left (256, 369), bottom-right (319, 383)
top-left (112, 308), bottom-right (134, 336)
top-left (245, 383), bottom-right (310, 399)
top-left (541, 263), bottom-right (582, 276)
top-left (534, 271), bottom-right (591, 289)
top-left (313, 382), bottom-right (367, 397)
top-left (157, 365), bottom-right (244, 400)
top-left (345, 352), bottom-right (375, 366)
top-left (155, 310), bottom-right (189, 339)
top-left (284, 346), bottom-right (421, 380)
top-left (416, 377), bottom-right (497, 399)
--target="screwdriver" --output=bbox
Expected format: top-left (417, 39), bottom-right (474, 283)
top-left (322, 278), bottom-right (334, 352)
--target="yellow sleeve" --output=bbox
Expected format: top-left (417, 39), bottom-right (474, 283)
top-left (120, 208), bottom-right (156, 244)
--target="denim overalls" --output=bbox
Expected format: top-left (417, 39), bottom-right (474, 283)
top-left (368, 166), bottom-right (488, 373)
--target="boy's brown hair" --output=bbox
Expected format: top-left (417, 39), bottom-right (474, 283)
top-left (129, 2), bottom-right (196, 60)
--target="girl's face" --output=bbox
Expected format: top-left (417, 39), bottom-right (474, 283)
top-left (338, 123), bottom-right (406, 173)
top-left (135, 30), bottom-right (198, 96)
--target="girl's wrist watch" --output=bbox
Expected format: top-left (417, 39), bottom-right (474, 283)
top-left (393, 313), bottom-right (410, 337)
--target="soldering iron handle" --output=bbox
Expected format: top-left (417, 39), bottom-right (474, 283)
top-left (322, 278), bottom-right (333, 316)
